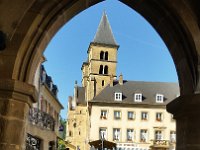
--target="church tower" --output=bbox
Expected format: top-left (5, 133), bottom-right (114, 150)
top-left (82, 12), bottom-right (119, 101)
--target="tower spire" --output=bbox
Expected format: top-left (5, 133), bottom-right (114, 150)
top-left (93, 11), bottom-right (118, 46)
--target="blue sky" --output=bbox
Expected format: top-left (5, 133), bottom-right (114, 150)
top-left (43, 0), bottom-right (178, 118)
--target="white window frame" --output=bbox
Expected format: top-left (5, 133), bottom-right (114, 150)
top-left (115, 92), bottom-right (122, 101)
top-left (113, 128), bottom-right (121, 141)
top-left (155, 130), bottom-right (163, 140)
top-left (141, 112), bottom-right (148, 120)
top-left (99, 127), bottom-right (107, 140)
top-left (134, 93), bottom-right (142, 102)
top-left (156, 112), bottom-right (163, 121)
top-left (127, 129), bottom-right (134, 141)
top-left (114, 111), bottom-right (121, 120)
top-left (100, 110), bottom-right (107, 119)
top-left (156, 94), bottom-right (164, 103)
top-left (170, 131), bottom-right (176, 143)
top-left (127, 111), bottom-right (134, 120)
top-left (140, 129), bottom-right (148, 142)
top-left (171, 114), bottom-right (175, 121)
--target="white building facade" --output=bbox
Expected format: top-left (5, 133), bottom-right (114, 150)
top-left (90, 103), bottom-right (176, 150)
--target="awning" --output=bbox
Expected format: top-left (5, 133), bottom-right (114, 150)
top-left (89, 139), bottom-right (116, 149)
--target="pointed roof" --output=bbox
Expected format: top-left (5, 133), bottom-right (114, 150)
top-left (93, 11), bottom-right (118, 46)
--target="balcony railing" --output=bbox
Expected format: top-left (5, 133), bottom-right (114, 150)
top-left (150, 139), bottom-right (177, 150)
top-left (153, 140), bottom-right (169, 146)
top-left (29, 108), bottom-right (55, 131)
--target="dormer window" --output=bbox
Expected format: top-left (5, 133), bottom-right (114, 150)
top-left (156, 94), bottom-right (164, 103)
top-left (134, 93), bottom-right (142, 102)
top-left (115, 92), bottom-right (122, 101)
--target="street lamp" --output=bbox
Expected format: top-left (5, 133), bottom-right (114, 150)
top-left (101, 132), bottom-right (105, 150)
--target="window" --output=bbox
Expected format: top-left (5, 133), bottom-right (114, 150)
top-left (115, 92), bottom-right (122, 101)
top-left (127, 129), bottom-right (134, 141)
top-left (41, 99), bottom-right (47, 112)
top-left (141, 112), bottom-right (148, 120)
top-left (140, 129), bottom-right (148, 142)
top-left (156, 112), bottom-right (163, 121)
top-left (113, 128), bottom-right (120, 141)
top-left (69, 131), bottom-right (73, 136)
top-left (49, 141), bottom-right (54, 149)
top-left (105, 51), bottom-right (108, 60)
top-left (128, 111), bottom-right (134, 120)
top-left (155, 131), bottom-right (163, 140)
top-left (170, 131), bottom-right (176, 143)
top-left (41, 70), bottom-right (46, 83)
top-left (134, 93), bottom-right (142, 102)
top-left (100, 51), bottom-right (104, 60)
top-left (73, 122), bottom-right (76, 128)
top-left (100, 51), bottom-right (108, 60)
top-left (99, 65), bottom-right (103, 74)
top-left (99, 128), bottom-right (107, 140)
top-left (104, 65), bottom-right (108, 74)
top-left (102, 80), bottom-right (105, 86)
top-left (156, 94), bottom-right (164, 103)
top-left (114, 111), bottom-right (121, 119)
top-left (100, 110), bottom-right (107, 119)
top-left (99, 65), bottom-right (108, 75)
top-left (171, 114), bottom-right (175, 121)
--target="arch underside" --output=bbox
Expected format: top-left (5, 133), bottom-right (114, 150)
top-left (0, 0), bottom-right (199, 95)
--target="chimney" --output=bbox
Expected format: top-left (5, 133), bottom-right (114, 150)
top-left (119, 73), bottom-right (123, 85)
top-left (110, 74), bottom-right (114, 87)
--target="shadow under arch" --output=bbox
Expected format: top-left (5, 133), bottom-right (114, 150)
top-left (10, 0), bottom-right (199, 96)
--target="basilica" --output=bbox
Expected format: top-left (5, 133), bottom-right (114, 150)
top-left (66, 12), bottom-right (179, 150)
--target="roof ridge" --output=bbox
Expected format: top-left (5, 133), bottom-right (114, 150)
top-left (124, 80), bottom-right (178, 84)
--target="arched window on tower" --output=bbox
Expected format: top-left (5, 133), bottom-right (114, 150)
top-left (99, 65), bottom-right (103, 74)
top-left (100, 51), bottom-right (104, 60)
top-left (69, 131), bottom-right (73, 136)
top-left (102, 80), bottom-right (105, 86)
top-left (105, 51), bottom-right (108, 60)
top-left (104, 65), bottom-right (108, 74)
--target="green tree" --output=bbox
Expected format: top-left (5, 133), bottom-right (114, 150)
top-left (58, 117), bottom-right (67, 149)
top-left (58, 138), bottom-right (66, 150)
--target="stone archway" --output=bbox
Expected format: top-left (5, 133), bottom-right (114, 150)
top-left (0, 0), bottom-right (200, 149)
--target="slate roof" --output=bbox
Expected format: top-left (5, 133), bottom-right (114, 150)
top-left (77, 86), bottom-right (86, 105)
top-left (90, 81), bottom-right (179, 106)
top-left (93, 12), bottom-right (118, 46)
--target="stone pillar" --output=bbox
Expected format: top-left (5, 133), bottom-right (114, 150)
top-left (42, 140), bottom-right (48, 150)
top-left (0, 79), bottom-right (37, 150)
top-left (167, 94), bottom-right (200, 150)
